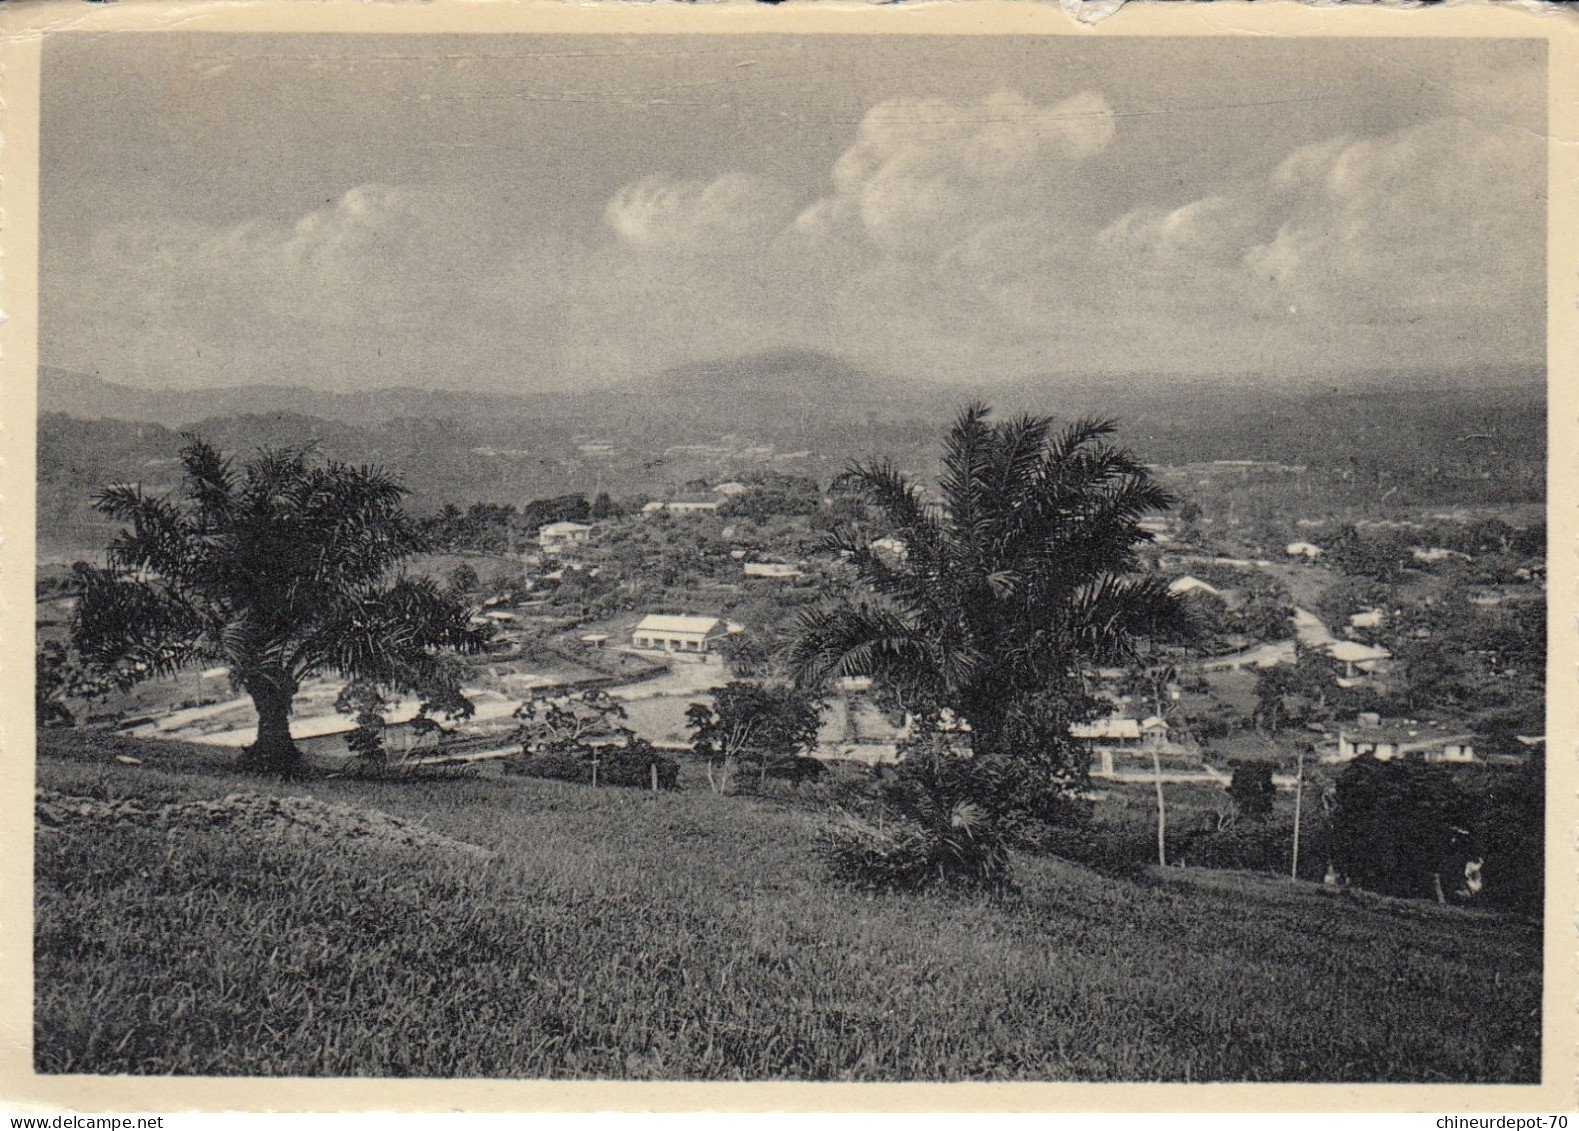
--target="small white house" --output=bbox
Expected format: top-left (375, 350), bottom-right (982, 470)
top-left (712, 482), bottom-right (750, 498)
top-left (1069, 715), bottom-right (1142, 744)
top-left (1323, 639), bottom-right (1391, 679)
top-left (743, 562), bottom-right (801, 579)
top-left (1332, 720), bottom-right (1476, 764)
top-left (1168, 575), bottom-right (1223, 599)
top-left (1286, 541), bottom-right (1324, 560)
top-left (1411, 546), bottom-right (1472, 565)
top-left (538, 521), bottom-right (592, 551)
top-left (632, 614), bottom-right (729, 655)
top-left (1348, 608), bottom-right (1385, 631)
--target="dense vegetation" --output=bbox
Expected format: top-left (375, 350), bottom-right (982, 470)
top-left (34, 390), bottom-right (1548, 1083)
top-left (37, 373), bottom-right (1543, 556)
top-left (67, 439), bottom-right (485, 774)
top-left (788, 407), bottom-right (1188, 887)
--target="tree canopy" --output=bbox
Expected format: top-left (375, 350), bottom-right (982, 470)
top-left (789, 402), bottom-right (1188, 757)
top-left (71, 436), bottom-right (486, 774)
top-left (686, 680), bottom-right (822, 793)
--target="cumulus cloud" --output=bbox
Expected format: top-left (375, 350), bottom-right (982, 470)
top-left (791, 89), bottom-right (1115, 257)
top-left (94, 184), bottom-right (461, 327)
top-left (604, 172), bottom-right (797, 254)
top-left (69, 184), bottom-right (537, 390)
top-left (56, 101), bottom-right (1544, 395)
top-left (576, 104), bottom-right (1543, 382)
top-left (1103, 116), bottom-right (1543, 323)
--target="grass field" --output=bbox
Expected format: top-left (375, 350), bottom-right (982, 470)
top-left (34, 732), bottom-right (1542, 1082)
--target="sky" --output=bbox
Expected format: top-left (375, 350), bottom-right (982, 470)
top-left (40, 33), bottom-right (1546, 394)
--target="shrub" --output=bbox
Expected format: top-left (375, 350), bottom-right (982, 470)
top-left (817, 805), bottom-right (1011, 893)
top-left (505, 745), bottom-right (679, 791)
top-left (334, 758), bottom-right (480, 783)
top-left (1173, 820), bottom-right (1290, 872)
top-left (1228, 761), bottom-right (1276, 819)
top-left (1331, 756), bottom-right (1476, 901)
top-left (1475, 753), bottom-right (1543, 917)
top-left (760, 755), bottom-right (826, 786)
top-left (816, 734), bottom-right (1018, 892)
top-left (686, 682), bottom-right (822, 795)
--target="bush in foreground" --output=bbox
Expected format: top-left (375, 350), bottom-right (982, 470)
top-left (505, 744), bottom-right (679, 790)
top-left (817, 803), bottom-right (1010, 893)
top-left (816, 734), bottom-right (1021, 892)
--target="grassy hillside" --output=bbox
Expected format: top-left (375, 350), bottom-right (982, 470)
top-left (35, 733), bottom-right (1541, 1082)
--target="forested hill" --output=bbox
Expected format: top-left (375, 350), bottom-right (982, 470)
top-left (37, 366), bottom-right (1544, 557)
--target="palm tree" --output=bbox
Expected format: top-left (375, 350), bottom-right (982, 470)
top-left (70, 436), bottom-right (487, 776)
top-left (790, 402), bottom-right (1187, 759)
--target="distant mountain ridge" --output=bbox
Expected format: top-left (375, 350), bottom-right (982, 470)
top-left (37, 367), bottom-right (559, 428)
top-left (37, 352), bottom-right (1545, 429)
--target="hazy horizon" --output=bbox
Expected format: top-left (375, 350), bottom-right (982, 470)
top-left (41, 34), bottom-right (1546, 397)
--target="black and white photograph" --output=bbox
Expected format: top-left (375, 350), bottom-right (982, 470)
top-left (9, 3), bottom-right (1568, 1103)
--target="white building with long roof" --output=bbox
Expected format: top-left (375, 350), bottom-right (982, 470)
top-left (631, 614), bottom-right (729, 655)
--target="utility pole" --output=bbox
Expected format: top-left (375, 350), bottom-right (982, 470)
top-left (1154, 746), bottom-right (1167, 868)
top-left (1153, 668), bottom-right (1169, 868)
top-left (1291, 747), bottom-right (1305, 881)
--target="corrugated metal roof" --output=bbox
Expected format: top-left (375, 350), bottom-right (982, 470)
top-left (1070, 716), bottom-right (1142, 740)
top-left (1325, 640), bottom-right (1391, 662)
top-left (635, 614), bottom-right (726, 636)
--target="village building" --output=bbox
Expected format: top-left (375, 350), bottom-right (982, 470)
top-left (1329, 715), bottom-right (1477, 764)
top-left (712, 482), bottom-right (750, 498)
top-left (1286, 541), bottom-right (1324, 559)
top-left (667, 498), bottom-right (721, 514)
top-left (538, 521), bottom-right (592, 552)
top-left (631, 614), bottom-right (729, 655)
top-left (1137, 516), bottom-right (1176, 543)
top-left (1167, 575), bottom-right (1223, 599)
top-left (743, 562), bottom-right (801, 579)
top-left (1200, 639), bottom-right (1297, 672)
top-left (1069, 715), bottom-right (1143, 744)
top-left (1324, 639), bottom-right (1391, 679)
top-left (1411, 546), bottom-right (1472, 564)
top-left (643, 498), bottom-right (722, 516)
top-left (1348, 608), bottom-right (1385, 631)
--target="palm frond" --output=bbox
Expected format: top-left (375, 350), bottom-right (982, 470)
top-left (288, 575), bottom-right (487, 687)
top-left (178, 435), bottom-right (237, 527)
top-left (987, 412), bottom-right (1052, 511)
top-left (1063, 574), bottom-right (1192, 661)
top-left (832, 459), bottom-right (946, 571)
top-left (939, 401), bottom-right (998, 564)
top-left (70, 566), bottom-right (211, 683)
top-left (787, 600), bottom-right (939, 693)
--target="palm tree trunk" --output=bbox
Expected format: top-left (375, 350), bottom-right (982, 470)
top-left (241, 677), bottom-right (304, 776)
